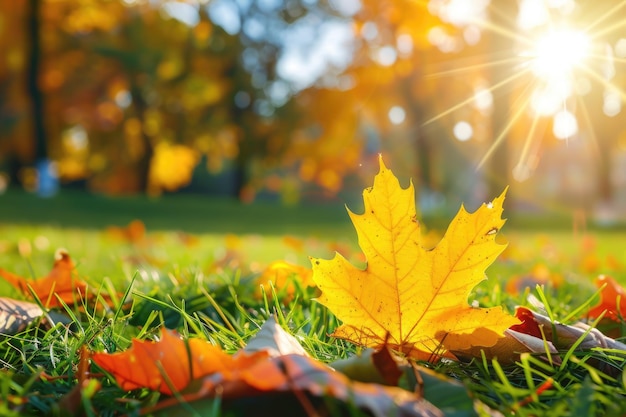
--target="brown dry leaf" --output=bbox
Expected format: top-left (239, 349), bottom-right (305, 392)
top-left (310, 155), bottom-right (519, 360)
top-left (243, 316), bottom-right (309, 357)
top-left (151, 353), bottom-right (443, 417)
top-left (456, 306), bottom-right (626, 373)
top-left (0, 297), bottom-right (45, 334)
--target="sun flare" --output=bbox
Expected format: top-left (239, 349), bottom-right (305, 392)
top-left (529, 28), bottom-right (591, 79)
top-left (420, 0), bottom-right (626, 211)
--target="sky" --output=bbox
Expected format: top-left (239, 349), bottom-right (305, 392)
top-left (160, 0), bottom-right (356, 91)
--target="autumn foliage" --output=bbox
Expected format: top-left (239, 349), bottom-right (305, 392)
top-left (0, 249), bottom-right (91, 308)
top-left (311, 156), bottom-right (519, 359)
top-left (588, 275), bottom-right (626, 321)
top-left (92, 328), bottom-right (269, 395)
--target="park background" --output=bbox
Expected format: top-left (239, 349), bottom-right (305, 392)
top-left (0, 0), bottom-right (625, 227)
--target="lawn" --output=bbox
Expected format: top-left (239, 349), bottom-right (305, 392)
top-left (1, 189), bottom-right (626, 416)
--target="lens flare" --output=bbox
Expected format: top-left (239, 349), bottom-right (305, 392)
top-left (530, 28), bottom-right (590, 79)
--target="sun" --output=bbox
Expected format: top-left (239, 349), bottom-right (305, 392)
top-left (529, 28), bottom-right (591, 80)
top-left (416, 0), bottom-right (626, 224)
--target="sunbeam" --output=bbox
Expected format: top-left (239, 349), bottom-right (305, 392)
top-left (589, 18), bottom-right (626, 43)
top-left (512, 112), bottom-right (542, 183)
top-left (584, 0), bottom-right (626, 33)
top-left (426, 57), bottom-right (524, 79)
top-left (579, 65), bottom-right (626, 103)
top-left (471, 17), bottom-right (535, 48)
top-left (575, 94), bottom-right (602, 159)
top-left (476, 85), bottom-right (536, 170)
top-left (423, 69), bottom-right (529, 126)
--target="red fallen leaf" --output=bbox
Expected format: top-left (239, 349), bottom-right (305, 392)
top-left (92, 328), bottom-right (268, 395)
top-left (509, 306), bottom-right (544, 339)
top-left (588, 275), bottom-right (626, 322)
top-left (0, 249), bottom-right (90, 308)
top-left (452, 306), bottom-right (558, 363)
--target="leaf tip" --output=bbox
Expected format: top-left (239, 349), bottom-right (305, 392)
top-left (377, 153), bottom-right (387, 172)
top-left (485, 186), bottom-right (508, 211)
top-left (54, 248), bottom-right (71, 262)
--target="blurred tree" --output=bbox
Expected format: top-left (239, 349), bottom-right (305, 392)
top-left (3, 0), bottom-right (620, 207)
top-left (28, 1), bottom-right (251, 194)
top-left (0, 2), bottom-right (30, 187)
top-left (280, 0), bottom-right (503, 207)
top-left (486, 1), bottom-right (517, 198)
top-left (577, 0), bottom-right (626, 206)
top-left (22, 0), bottom-right (349, 197)
top-left (278, 0), bottom-right (446, 199)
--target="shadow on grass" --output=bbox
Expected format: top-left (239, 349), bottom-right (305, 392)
top-left (0, 190), bottom-right (355, 236)
top-left (1, 189), bottom-right (619, 235)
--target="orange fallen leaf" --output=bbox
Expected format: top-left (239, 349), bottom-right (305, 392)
top-left (505, 263), bottom-right (563, 295)
top-left (142, 321), bottom-right (441, 417)
top-left (580, 253), bottom-right (602, 274)
top-left (94, 319), bottom-right (444, 416)
top-left (282, 235), bottom-right (305, 252)
top-left (177, 231), bottom-right (200, 247)
top-left (588, 275), bottom-right (626, 322)
top-left (92, 328), bottom-right (268, 395)
top-left (310, 155), bottom-right (519, 360)
top-left (255, 260), bottom-right (315, 301)
top-left (606, 254), bottom-right (623, 272)
top-left (105, 219), bottom-right (147, 244)
top-left (0, 249), bottom-right (90, 308)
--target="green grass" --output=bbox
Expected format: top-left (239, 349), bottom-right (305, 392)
top-left (1, 191), bottom-right (626, 416)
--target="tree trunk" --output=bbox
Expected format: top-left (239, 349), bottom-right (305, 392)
top-left (128, 78), bottom-right (154, 193)
top-left (26, 0), bottom-right (46, 162)
top-left (27, 0), bottom-right (58, 196)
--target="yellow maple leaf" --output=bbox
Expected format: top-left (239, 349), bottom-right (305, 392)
top-left (310, 156), bottom-right (519, 360)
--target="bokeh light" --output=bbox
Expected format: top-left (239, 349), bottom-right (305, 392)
top-left (553, 109), bottom-right (578, 139)
top-left (453, 121), bottom-right (473, 141)
top-left (388, 106), bottom-right (406, 125)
